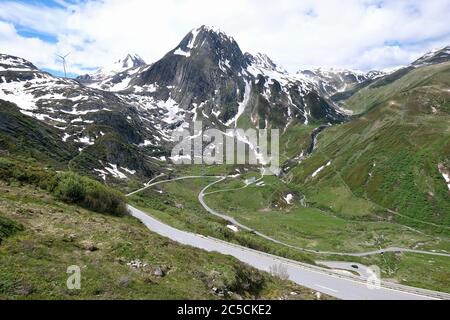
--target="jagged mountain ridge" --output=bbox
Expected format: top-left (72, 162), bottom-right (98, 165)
top-left (123, 25), bottom-right (346, 130)
top-left (0, 53), bottom-right (164, 180)
top-left (295, 50), bottom-right (450, 105)
top-left (74, 26), bottom-right (346, 132)
top-left (412, 46), bottom-right (450, 67)
top-left (77, 54), bottom-right (147, 91)
top-left (298, 68), bottom-right (386, 97)
top-left (2, 26), bottom-right (448, 182)
top-left (326, 46), bottom-right (450, 108)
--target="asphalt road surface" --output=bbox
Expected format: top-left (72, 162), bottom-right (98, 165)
top-left (128, 205), bottom-right (449, 300)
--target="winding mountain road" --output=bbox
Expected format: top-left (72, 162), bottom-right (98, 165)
top-left (128, 205), bottom-right (449, 300)
top-left (128, 174), bottom-right (450, 257)
top-left (126, 174), bottom-right (450, 299)
top-left (197, 176), bottom-right (450, 258)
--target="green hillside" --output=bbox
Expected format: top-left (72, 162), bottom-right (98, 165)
top-left (0, 100), bottom-right (77, 168)
top-left (289, 62), bottom-right (450, 231)
top-left (0, 156), bottom-right (321, 300)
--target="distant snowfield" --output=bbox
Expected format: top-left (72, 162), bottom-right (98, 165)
top-left (0, 79), bottom-right (39, 110)
top-left (94, 163), bottom-right (136, 181)
top-left (157, 97), bottom-right (184, 124)
top-left (0, 72), bottom-right (97, 119)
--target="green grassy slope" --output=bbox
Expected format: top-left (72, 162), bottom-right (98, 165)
top-left (0, 159), bottom-right (322, 300)
top-left (0, 100), bottom-right (77, 168)
top-left (289, 62), bottom-right (450, 231)
top-left (128, 167), bottom-right (450, 293)
top-left (203, 175), bottom-right (439, 252)
top-left (344, 63), bottom-right (449, 114)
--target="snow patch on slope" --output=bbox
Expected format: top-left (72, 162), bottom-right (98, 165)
top-left (226, 81), bottom-right (251, 127)
top-left (157, 97), bottom-right (184, 124)
top-left (174, 48), bottom-right (191, 57)
top-left (312, 161), bottom-right (332, 178)
top-left (438, 164), bottom-right (450, 191)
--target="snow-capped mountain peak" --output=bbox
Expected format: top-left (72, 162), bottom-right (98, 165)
top-left (76, 53), bottom-right (147, 91)
top-left (171, 25), bottom-right (242, 60)
top-left (126, 25), bottom-right (345, 127)
top-left (297, 67), bottom-right (383, 96)
top-left (83, 53), bottom-right (146, 81)
top-left (120, 54), bottom-right (146, 69)
top-left (195, 25), bottom-right (236, 43)
top-left (412, 45), bottom-right (450, 67)
top-left (248, 53), bottom-right (288, 74)
top-left (0, 54), bottom-right (38, 72)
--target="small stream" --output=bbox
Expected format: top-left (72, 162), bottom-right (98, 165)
top-left (281, 124), bottom-right (330, 175)
top-left (306, 124), bottom-right (330, 155)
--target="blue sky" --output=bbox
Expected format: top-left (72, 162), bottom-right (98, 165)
top-left (11, 1), bottom-right (64, 45)
top-left (1, 0), bottom-right (449, 77)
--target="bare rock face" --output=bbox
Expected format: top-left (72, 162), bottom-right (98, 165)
top-left (77, 54), bottom-right (147, 91)
top-left (129, 25), bottom-right (347, 130)
top-left (0, 26), bottom-right (351, 183)
top-left (412, 46), bottom-right (450, 67)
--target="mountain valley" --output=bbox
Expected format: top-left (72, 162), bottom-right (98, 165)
top-left (1, 25), bottom-right (449, 299)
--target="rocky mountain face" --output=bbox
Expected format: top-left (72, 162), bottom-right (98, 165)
top-left (298, 68), bottom-right (386, 97)
top-left (2, 22), bottom-right (347, 182)
top-left (73, 26), bottom-right (347, 145)
top-left (4, 26), bottom-right (447, 183)
top-left (0, 53), bottom-right (163, 180)
top-left (412, 46), bottom-right (450, 67)
top-left (123, 26), bottom-right (346, 131)
top-left (77, 54), bottom-right (147, 91)
top-left (73, 26), bottom-right (346, 136)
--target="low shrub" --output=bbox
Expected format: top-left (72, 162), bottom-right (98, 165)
top-left (0, 157), bottom-right (54, 189)
top-left (0, 157), bottom-right (127, 216)
top-left (228, 264), bottom-right (265, 297)
top-left (51, 172), bottom-right (127, 216)
top-left (83, 178), bottom-right (127, 216)
top-left (52, 172), bottom-right (86, 202)
top-left (0, 215), bottom-right (24, 244)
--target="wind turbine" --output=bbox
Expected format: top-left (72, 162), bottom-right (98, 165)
top-left (56, 52), bottom-right (71, 78)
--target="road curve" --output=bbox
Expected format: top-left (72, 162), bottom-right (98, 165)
top-left (126, 175), bottom-right (214, 197)
top-left (128, 205), bottom-right (449, 300)
top-left (128, 175), bottom-right (450, 258)
top-left (198, 177), bottom-right (450, 258)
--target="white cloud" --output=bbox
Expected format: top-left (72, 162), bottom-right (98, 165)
top-left (0, 0), bottom-right (449, 74)
top-left (0, 21), bottom-right (58, 69)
